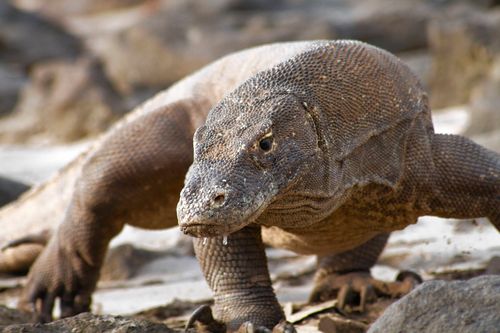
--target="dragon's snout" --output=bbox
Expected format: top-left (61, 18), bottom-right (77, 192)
top-left (177, 179), bottom-right (235, 237)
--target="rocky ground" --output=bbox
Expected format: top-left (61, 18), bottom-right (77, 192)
top-left (1, 0), bottom-right (500, 145)
top-left (0, 216), bottom-right (498, 332)
top-left (0, 0), bottom-right (499, 332)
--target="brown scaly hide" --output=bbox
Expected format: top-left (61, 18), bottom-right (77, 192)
top-left (2, 40), bottom-right (498, 331)
top-left (180, 41), bottom-right (499, 330)
top-left (10, 41), bottom-right (328, 324)
top-left (179, 41), bottom-right (432, 250)
top-left (0, 41), bottom-right (319, 275)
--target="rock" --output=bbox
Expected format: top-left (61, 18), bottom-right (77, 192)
top-left (0, 305), bottom-right (32, 327)
top-left (471, 127), bottom-right (500, 153)
top-left (0, 65), bottom-right (27, 116)
top-left (399, 50), bottom-right (432, 89)
top-left (85, 0), bottom-right (333, 95)
top-left (0, 56), bottom-right (124, 143)
top-left (0, 176), bottom-right (29, 207)
top-left (13, 0), bottom-right (146, 18)
top-left (465, 57), bottom-right (500, 135)
top-left (79, 0), bottom-right (439, 97)
top-left (485, 256), bottom-right (500, 275)
top-left (318, 314), bottom-right (367, 333)
top-left (428, 6), bottom-right (500, 108)
top-left (330, 0), bottom-right (434, 53)
top-left (134, 299), bottom-right (210, 322)
top-left (368, 275), bottom-right (500, 333)
top-left (0, 2), bottom-right (81, 116)
top-left (100, 244), bottom-right (165, 281)
top-left (6, 0), bottom-right (444, 119)
top-left (1, 312), bottom-right (175, 332)
top-left (0, 2), bottom-right (81, 67)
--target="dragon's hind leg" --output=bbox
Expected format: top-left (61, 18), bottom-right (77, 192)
top-left (310, 233), bottom-right (421, 311)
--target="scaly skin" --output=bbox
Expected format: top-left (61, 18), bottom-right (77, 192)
top-left (0, 42), bottom-right (320, 274)
top-left (11, 42), bottom-right (354, 328)
top-left (178, 40), bottom-right (500, 330)
top-left (194, 226), bottom-right (283, 331)
top-left (2, 41), bottom-right (498, 331)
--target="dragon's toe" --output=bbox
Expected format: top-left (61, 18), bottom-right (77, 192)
top-left (309, 270), bottom-right (422, 312)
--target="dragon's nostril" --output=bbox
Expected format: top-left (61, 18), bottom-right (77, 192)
top-left (212, 193), bottom-right (226, 207)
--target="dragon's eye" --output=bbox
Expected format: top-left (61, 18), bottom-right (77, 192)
top-left (259, 136), bottom-right (273, 152)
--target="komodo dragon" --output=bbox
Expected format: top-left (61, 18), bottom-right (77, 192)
top-left (177, 41), bottom-right (499, 331)
top-left (1, 40), bottom-right (498, 332)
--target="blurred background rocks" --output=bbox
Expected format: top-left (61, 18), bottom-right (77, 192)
top-left (0, 0), bottom-right (498, 146)
top-left (0, 1), bottom-right (81, 118)
top-left (0, 0), bottom-right (499, 146)
top-left (428, 4), bottom-right (500, 145)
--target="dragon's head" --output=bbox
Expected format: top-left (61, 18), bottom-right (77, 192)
top-left (177, 88), bottom-right (321, 237)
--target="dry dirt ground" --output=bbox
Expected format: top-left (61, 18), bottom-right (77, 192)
top-left (0, 215), bottom-right (498, 332)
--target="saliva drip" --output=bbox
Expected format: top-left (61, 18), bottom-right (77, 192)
top-left (223, 235), bottom-right (228, 246)
top-left (203, 237), bottom-right (207, 245)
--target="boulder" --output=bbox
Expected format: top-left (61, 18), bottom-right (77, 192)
top-left (0, 2), bottom-right (81, 67)
top-left (329, 0), bottom-right (433, 53)
top-left (0, 176), bottom-right (29, 207)
top-left (85, 0), bottom-right (333, 95)
top-left (0, 56), bottom-right (124, 143)
top-left (471, 128), bottom-right (500, 153)
top-left (1, 312), bottom-right (175, 332)
top-left (100, 244), bottom-right (164, 281)
top-left (0, 2), bottom-right (81, 116)
top-left (399, 50), bottom-right (432, 89)
top-left (13, 0), bottom-right (146, 18)
top-left (428, 6), bottom-right (500, 108)
top-left (81, 0), bottom-right (439, 96)
top-left (4, 0), bottom-right (499, 143)
top-left (368, 275), bottom-right (500, 333)
top-left (466, 57), bottom-right (500, 135)
top-left (0, 65), bottom-right (26, 116)
top-left (0, 305), bottom-right (32, 327)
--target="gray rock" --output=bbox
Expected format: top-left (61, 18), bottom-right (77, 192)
top-left (85, 0), bottom-right (333, 95)
top-left (0, 56), bottom-right (124, 143)
top-left (0, 176), bottom-right (29, 207)
top-left (399, 50), bottom-right (432, 89)
top-left (472, 128), bottom-right (500, 153)
top-left (368, 275), bottom-right (500, 333)
top-left (1, 312), bottom-right (175, 332)
top-left (0, 305), bottom-right (32, 327)
top-left (0, 2), bottom-right (81, 66)
top-left (0, 65), bottom-right (27, 116)
top-left (84, 0), bottom-right (439, 97)
top-left (428, 6), bottom-right (500, 108)
top-left (0, 2), bottom-right (81, 116)
top-left (13, 0), bottom-right (145, 17)
top-left (466, 57), bottom-right (500, 136)
top-left (100, 244), bottom-right (165, 281)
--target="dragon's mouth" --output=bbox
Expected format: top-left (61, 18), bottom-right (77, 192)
top-left (179, 223), bottom-right (230, 238)
top-left (179, 201), bottom-right (268, 238)
top-left (178, 183), bottom-right (275, 239)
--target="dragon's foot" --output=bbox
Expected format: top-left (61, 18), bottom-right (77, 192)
top-left (186, 305), bottom-right (296, 333)
top-left (18, 236), bottom-right (99, 323)
top-left (309, 270), bottom-right (422, 312)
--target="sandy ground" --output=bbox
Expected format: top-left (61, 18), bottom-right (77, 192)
top-left (0, 107), bottom-right (499, 332)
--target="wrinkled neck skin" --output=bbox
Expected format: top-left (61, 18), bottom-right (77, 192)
top-left (256, 155), bottom-right (349, 229)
